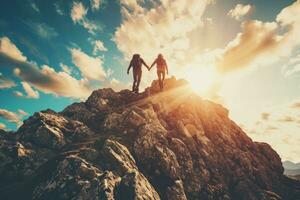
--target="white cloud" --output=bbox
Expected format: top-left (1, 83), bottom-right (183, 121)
top-left (70, 2), bottom-right (99, 34)
top-left (0, 37), bottom-right (27, 62)
top-left (0, 109), bottom-right (20, 124)
top-left (218, 1), bottom-right (300, 75)
top-left (71, 48), bottom-right (106, 81)
top-left (244, 97), bottom-right (300, 162)
top-left (0, 36), bottom-right (93, 99)
top-left (60, 63), bottom-right (73, 74)
top-left (92, 40), bottom-right (107, 54)
top-left (13, 91), bottom-right (24, 97)
top-left (0, 75), bottom-right (16, 89)
top-left (82, 20), bottom-right (98, 34)
top-left (18, 109), bottom-right (28, 116)
top-left (0, 122), bottom-right (6, 130)
top-left (71, 2), bottom-right (87, 22)
top-left (91, 0), bottom-right (101, 10)
top-left (14, 65), bottom-right (92, 99)
top-left (105, 78), bottom-right (129, 91)
top-left (217, 20), bottom-right (280, 73)
top-left (228, 4), bottom-right (253, 21)
top-left (21, 81), bottom-right (40, 99)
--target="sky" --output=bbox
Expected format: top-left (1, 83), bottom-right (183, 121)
top-left (0, 0), bottom-right (300, 162)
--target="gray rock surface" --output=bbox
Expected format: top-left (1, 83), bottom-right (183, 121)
top-left (0, 77), bottom-right (299, 200)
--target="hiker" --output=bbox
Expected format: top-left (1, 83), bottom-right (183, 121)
top-left (127, 54), bottom-right (150, 93)
top-left (149, 54), bottom-right (169, 91)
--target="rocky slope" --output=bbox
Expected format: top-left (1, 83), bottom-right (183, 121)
top-left (0, 77), bottom-right (300, 200)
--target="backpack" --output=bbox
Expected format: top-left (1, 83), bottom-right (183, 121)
top-left (131, 54), bottom-right (142, 68)
top-left (157, 57), bottom-right (166, 70)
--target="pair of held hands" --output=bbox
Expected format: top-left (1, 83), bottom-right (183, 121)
top-left (127, 67), bottom-right (168, 74)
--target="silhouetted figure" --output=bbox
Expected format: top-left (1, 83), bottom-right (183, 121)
top-left (150, 54), bottom-right (169, 91)
top-left (127, 54), bottom-right (149, 93)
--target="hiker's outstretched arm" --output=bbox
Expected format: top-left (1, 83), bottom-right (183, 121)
top-left (127, 62), bottom-right (132, 74)
top-left (150, 60), bottom-right (156, 70)
top-left (142, 59), bottom-right (150, 70)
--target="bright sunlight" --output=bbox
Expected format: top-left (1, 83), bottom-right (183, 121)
top-left (184, 67), bottom-right (218, 96)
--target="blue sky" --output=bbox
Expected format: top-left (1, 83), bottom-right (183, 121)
top-left (1, 0), bottom-right (300, 162)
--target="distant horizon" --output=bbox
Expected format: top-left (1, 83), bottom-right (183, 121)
top-left (1, 0), bottom-right (300, 162)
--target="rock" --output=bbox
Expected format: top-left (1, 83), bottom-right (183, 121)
top-left (32, 155), bottom-right (105, 200)
top-left (116, 171), bottom-right (160, 200)
top-left (18, 110), bottom-right (94, 149)
top-left (166, 180), bottom-right (188, 200)
top-left (100, 139), bottom-right (137, 176)
top-left (1, 77), bottom-right (300, 200)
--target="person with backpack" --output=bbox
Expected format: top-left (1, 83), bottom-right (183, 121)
top-left (127, 54), bottom-right (150, 93)
top-left (149, 54), bottom-right (169, 91)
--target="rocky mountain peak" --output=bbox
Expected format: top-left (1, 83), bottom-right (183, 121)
top-left (0, 77), bottom-right (300, 200)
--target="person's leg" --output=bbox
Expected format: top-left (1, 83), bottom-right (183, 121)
top-left (157, 71), bottom-right (162, 90)
top-left (132, 70), bottom-right (137, 92)
top-left (161, 71), bottom-right (165, 90)
top-left (136, 70), bottom-right (142, 93)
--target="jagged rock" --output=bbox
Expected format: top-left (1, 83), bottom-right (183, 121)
top-left (116, 171), bottom-right (160, 200)
top-left (32, 155), bottom-right (106, 200)
top-left (61, 102), bottom-right (95, 127)
top-left (18, 110), bottom-right (94, 149)
top-left (1, 77), bottom-right (300, 200)
top-left (100, 139), bottom-right (137, 175)
top-left (166, 180), bottom-right (188, 200)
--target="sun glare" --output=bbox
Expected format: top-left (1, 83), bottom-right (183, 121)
top-left (185, 67), bottom-right (217, 96)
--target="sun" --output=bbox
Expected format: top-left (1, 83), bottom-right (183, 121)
top-left (185, 67), bottom-right (217, 96)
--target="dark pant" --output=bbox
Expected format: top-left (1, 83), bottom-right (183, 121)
top-left (157, 70), bottom-right (165, 90)
top-left (133, 69), bottom-right (142, 92)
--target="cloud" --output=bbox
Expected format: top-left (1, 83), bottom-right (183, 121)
top-left (71, 2), bottom-right (87, 22)
top-left (228, 4), bottom-right (253, 21)
top-left (0, 75), bottom-right (16, 89)
top-left (92, 40), bottom-right (107, 54)
top-left (278, 116), bottom-right (295, 122)
top-left (70, 2), bottom-right (100, 34)
top-left (0, 37), bottom-right (93, 99)
top-left (0, 109), bottom-right (20, 124)
top-left (60, 63), bottom-right (73, 75)
top-left (18, 109), bottom-right (28, 116)
top-left (261, 112), bottom-right (270, 121)
top-left (70, 48), bottom-right (106, 81)
top-left (265, 125), bottom-right (278, 131)
top-left (0, 37), bottom-right (27, 62)
top-left (104, 78), bottom-right (129, 91)
top-left (91, 0), bottom-right (101, 10)
top-left (218, 1), bottom-right (300, 74)
top-left (282, 53), bottom-right (300, 77)
top-left (25, 22), bottom-right (58, 39)
top-left (290, 102), bottom-right (300, 109)
top-left (217, 20), bottom-right (280, 73)
top-left (114, 0), bottom-right (214, 89)
top-left (30, 1), bottom-right (40, 13)
top-left (13, 91), bottom-right (24, 97)
top-left (0, 123), bottom-right (6, 130)
top-left (54, 3), bottom-right (64, 15)
top-left (13, 65), bottom-right (92, 99)
top-left (21, 81), bottom-right (40, 99)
